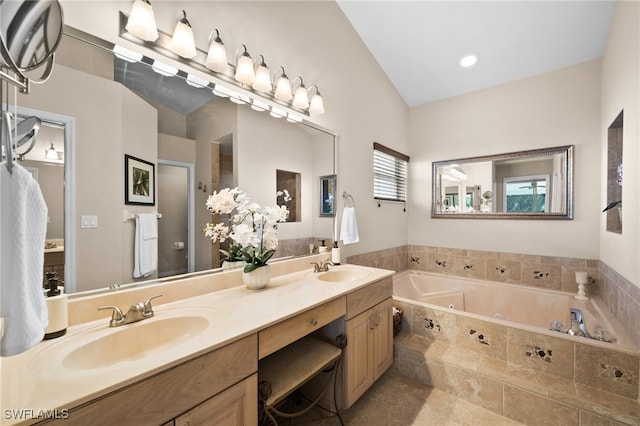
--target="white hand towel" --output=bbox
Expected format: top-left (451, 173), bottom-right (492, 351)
top-left (133, 213), bottom-right (157, 278)
top-left (1, 163), bottom-right (48, 356)
top-left (340, 206), bottom-right (360, 245)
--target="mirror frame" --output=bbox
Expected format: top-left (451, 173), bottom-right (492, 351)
top-left (431, 145), bottom-right (574, 220)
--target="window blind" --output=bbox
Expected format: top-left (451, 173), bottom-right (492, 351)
top-left (373, 142), bottom-right (409, 202)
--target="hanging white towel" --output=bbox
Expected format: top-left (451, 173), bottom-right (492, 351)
top-left (340, 206), bottom-right (360, 245)
top-left (133, 213), bottom-right (157, 278)
top-left (0, 163), bottom-right (49, 356)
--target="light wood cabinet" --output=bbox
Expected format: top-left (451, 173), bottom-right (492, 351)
top-left (174, 374), bottom-right (257, 426)
top-left (344, 297), bottom-right (393, 408)
top-left (42, 336), bottom-right (257, 425)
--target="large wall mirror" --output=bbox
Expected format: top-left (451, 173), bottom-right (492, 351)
top-left (16, 27), bottom-right (336, 295)
top-left (432, 145), bottom-right (573, 219)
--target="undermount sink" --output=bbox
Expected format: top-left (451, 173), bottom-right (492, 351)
top-left (316, 267), bottom-right (371, 283)
top-left (62, 315), bottom-right (209, 370)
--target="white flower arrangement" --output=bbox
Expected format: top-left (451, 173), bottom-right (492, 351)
top-left (204, 187), bottom-right (290, 273)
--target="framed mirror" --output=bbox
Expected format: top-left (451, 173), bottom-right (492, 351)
top-left (432, 145), bottom-right (573, 219)
top-left (319, 175), bottom-right (336, 217)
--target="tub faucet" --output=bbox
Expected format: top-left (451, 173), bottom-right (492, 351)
top-left (567, 308), bottom-right (591, 338)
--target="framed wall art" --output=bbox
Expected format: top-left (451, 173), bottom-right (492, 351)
top-left (125, 154), bottom-right (155, 205)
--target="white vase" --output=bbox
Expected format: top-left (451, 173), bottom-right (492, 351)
top-left (222, 260), bottom-right (245, 270)
top-left (242, 265), bottom-right (271, 290)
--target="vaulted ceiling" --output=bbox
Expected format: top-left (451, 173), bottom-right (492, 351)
top-left (337, 1), bottom-right (616, 107)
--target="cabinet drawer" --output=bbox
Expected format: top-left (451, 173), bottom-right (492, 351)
top-left (259, 297), bottom-right (345, 359)
top-left (346, 277), bottom-right (392, 319)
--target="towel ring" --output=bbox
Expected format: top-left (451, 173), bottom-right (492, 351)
top-left (2, 111), bottom-right (14, 173)
top-left (342, 191), bottom-right (355, 207)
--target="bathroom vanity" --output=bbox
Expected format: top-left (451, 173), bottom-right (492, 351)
top-left (1, 256), bottom-right (393, 425)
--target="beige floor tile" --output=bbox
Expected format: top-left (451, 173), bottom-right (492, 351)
top-left (277, 370), bottom-right (524, 426)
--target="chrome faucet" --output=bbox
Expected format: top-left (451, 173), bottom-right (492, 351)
top-left (567, 308), bottom-right (591, 338)
top-left (311, 260), bottom-right (334, 273)
top-left (98, 294), bottom-right (162, 327)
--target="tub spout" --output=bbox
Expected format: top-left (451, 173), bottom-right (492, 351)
top-left (567, 308), bottom-right (591, 338)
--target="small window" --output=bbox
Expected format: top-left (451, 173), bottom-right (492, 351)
top-left (373, 142), bottom-right (409, 202)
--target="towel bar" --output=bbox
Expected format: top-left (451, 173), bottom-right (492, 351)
top-left (122, 210), bottom-right (162, 222)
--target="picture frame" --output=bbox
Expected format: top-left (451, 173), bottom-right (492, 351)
top-left (320, 174), bottom-right (336, 217)
top-left (125, 154), bottom-right (155, 205)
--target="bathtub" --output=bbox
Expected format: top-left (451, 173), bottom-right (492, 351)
top-left (393, 271), bottom-right (634, 350)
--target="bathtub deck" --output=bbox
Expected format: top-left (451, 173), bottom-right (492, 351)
top-left (393, 332), bottom-right (640, 425)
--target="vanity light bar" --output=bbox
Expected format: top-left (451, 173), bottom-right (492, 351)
top-left (118, 11), bottom-right (324, 118)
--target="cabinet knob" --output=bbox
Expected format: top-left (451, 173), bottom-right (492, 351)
top-left (310, 318), bottom-right (318, 326)
top-left (374, 311), bottom-right (381, 327)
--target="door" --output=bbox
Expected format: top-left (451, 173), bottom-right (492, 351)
top-left (157, 162), bottom-right (190, 277)
top-left (373, 298), bottom-right (394, 379)
top-left (345, 307), bottom-right (374, 408)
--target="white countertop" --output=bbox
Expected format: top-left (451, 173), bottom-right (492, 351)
top-left (0, 264), bottom-right (394, 425)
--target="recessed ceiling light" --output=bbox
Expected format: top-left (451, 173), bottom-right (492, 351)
top-left (459, 53), bottom-right (479, 68)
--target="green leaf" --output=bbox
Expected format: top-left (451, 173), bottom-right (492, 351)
top-left (244, 263), bottom-right (259, 273)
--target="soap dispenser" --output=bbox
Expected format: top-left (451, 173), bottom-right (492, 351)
top-left (318, 240), bottom-right (328, 253)
top-left (43, 273), bottom-right (67, 340)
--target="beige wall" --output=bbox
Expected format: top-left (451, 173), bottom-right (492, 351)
top-left (600, 0), bottom-right (640, 285)
top-left (19, 65), bottom-right (158, 291)
top-left (408, 60), bottom-right (602, 259)
top-left (186, 98), bottom-right (237, 271)
top-left (61, 0), bottom-right (410, 261)
top-left (236, 107), bottom-right (316, 241)
top-left (22, 161), bottom-right (64, 240)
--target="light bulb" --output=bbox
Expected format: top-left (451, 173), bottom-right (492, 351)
top-left (274, 73), bottom-right (292, 101)
top-left (252, 57), bottom-right (272, 93)
top-left (234, 46), bottom-right (255, 85)
top-left (169, 11), bottom-right (197, 59)
top-left (205, 30), bottom-right (228, 73)
top-left (125, 0), bottom-right (159, 41)
top-left (292, 85), bottom-right (309, 109)
top-left (309, 93), bottom-right (325, 115)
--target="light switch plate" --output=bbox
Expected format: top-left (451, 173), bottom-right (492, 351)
top-left (81, 215), bottom-right (98, 229)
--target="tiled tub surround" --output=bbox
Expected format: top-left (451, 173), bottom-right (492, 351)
top-left (599, 261), bottom-right (640, 352)
top-left (392, 272), bottom-right (640, 425)
top-left (349, 245), bottom-right (640, 349)
top-left (406, 245), bottom-right (601, 295)
top-left (394, 272), bottom-right (633, 350)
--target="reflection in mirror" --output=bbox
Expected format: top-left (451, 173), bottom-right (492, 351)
top-left (276, 169), bottom-right (301, 222)
top-left (320, 175), bottom-right (336, 217)
top-left (432, 145), bottom-right (573, 219)
top-left (17, 28), bottom-right (336, 295)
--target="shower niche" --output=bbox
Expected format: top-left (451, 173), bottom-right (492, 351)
top-left (606, 111), bottom-right (623, 234)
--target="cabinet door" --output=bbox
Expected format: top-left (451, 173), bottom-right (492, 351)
top-left (344, 308), bottom-right (374, 408)
top-left (373, 298), bottom-right (393, 380)
top-left (174, 374), bottom-right (257, 426)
